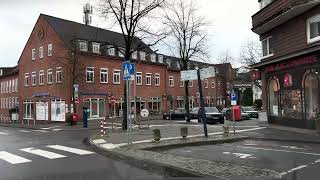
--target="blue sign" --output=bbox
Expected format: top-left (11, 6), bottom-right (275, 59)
top-left (122, 61), bottom-right (135, 80)
top-left (231, 92), bottom-right (238, 101)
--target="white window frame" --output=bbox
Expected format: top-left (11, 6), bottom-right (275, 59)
top-left (92, 42), bottom-right (100, 54)
top-left (136, 72), bottom-right (142, 85)
top-left (212, 81), bottom-right (215, 88)
top-left (47, 69), bottom-right (53, 84)
top-left (9, 80), bottom-right (11, 93)
top-left (48, 44), bottom-right (53, 56)
top-left (150, 54), bottom-right (156, 62)
top-left (155, 73), bottom-right (160, 86)
top-left (205, 79), bottom-right (208, 88)
top-left (146, 73), bottom-right (152, 86)
top-left (166, 59), bottom-right (171, 67)
top-left (56, 67), bottom-right (62, 83)
top-left (39, 70), bottom-right (45, 85)
top-left (158, 55), bottom-right (163, 63)
top-left (86, 67), bottom-right (94, 83)
top-left (189, 80), bottom-right (193, 87)
top-left (140, 51), bottom-right (146, 61)
top-left (307, 15), bottom-right (320, 44)
top-left (39, 46), bottom-right (44, 59)
top-left (108, 45), bottom-right (115, 56)
top-left (119, 48), bottom-right (125, 57)
top-left (79, 40), bottom-right (88, 51)
top-left (113, 69), bottom-right (121, 85)
top-left (23, 101), bottom-right (33, 119)
top-left (100, 68), bottom-right (108, 83)
top-left (261, 36), bottom-right (273, 59)
top-left (15, 78), bottom-right (18, 92)
top-left (180, 77), bottom-right (184, 87)
top-left (32, 49), bottom-right (36, 60)
top-left (169, 76), bottom-right (174, 87)
top-left (24, 73), bottom-right (29, 86)
top-left (31, 72), bottom-right (36, 86)
top-left (132, 51), bottom-right (138, 59)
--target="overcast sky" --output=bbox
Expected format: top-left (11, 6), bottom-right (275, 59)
top-left (0, 0), bottom-right (259, 68)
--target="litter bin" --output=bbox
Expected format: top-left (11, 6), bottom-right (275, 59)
top-left (83, 107), bottom-right (89, 128)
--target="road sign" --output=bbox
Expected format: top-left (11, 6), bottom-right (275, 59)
top-left (200, 67), bottom-right (216, 79)
top-left (180, 70), bottom-right (198, 81)
top-left (231, 100), bottom-right (237, 106)
top-left (122, 61), bottom-right (135, 80)
top-left (140, 109), bottom-right (149, 118)
top-left (231, 92), bottom-right (238, 101)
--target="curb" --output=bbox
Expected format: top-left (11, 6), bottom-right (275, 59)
top-left (0, 123), bottom-right (100, 131)
top-left (84, 135), bottom-right (249, 178)
top-left (248, 137), bottom-right (320, 144)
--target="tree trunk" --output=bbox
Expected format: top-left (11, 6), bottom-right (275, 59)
top-left (184, 80), bottom-right (191, 122)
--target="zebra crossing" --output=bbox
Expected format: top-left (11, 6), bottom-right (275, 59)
top-left (0, 145), bottom-right (94, 165)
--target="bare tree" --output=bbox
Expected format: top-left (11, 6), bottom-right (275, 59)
top-left (240, 38), bottom-right (262, 66)
top-left (163, 0), bottom-right (208, 122)
top-left (97, 0), bottom-right (166, 130)
top-left (217, 50), bottom-right (234, 64)
top-left (239, 38), bottom-right (262, 89)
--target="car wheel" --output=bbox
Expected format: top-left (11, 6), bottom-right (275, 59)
top-left (198, 118), bottom-right (201, 123)
top-left (165, 116), bottom-right (170, 120)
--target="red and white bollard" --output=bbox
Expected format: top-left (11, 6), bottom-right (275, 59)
top-left (101, 120), bottom-right (106, 137)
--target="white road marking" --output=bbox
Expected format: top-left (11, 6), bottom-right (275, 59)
top-left (18, 130), bottom-right (31, 133)
top-left (52, 129), bottom-right (62, 131)
top-left (279, 165), bottom-right (308, 177)
top-left (20, 148), bottom-right (66, 159)
top-left (223, 152), bottom-right (255, 159)
top-left (281, 146), bottom-right (306, 150)
top-left (47, 145), bottom-right (94, 155)
top-left (40, 126), bottom-right (61, 130)
top-left (244, 143), bottom-right (258, 146)
top-left (237, 146), bottom-right (320, 156)
top-left (315, 159), bottom-right (320, 163)
top-left (0, 132), bottom-right (9, 135)
top-left (98, 127), bottom-right (266, 150)
top-left (0, 151), bottom-right (31, 164)
top-left (93, 139), bottom-right (106, 144)
top-left (31, 130), bottom-right (49, 133)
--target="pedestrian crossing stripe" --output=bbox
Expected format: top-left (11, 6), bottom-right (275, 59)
top-left (20, 148), bottom-right (66, 159)
top-left (0, 151), bottom-right (31, 164)
top-left (47, 145), bottom-right (94, 155)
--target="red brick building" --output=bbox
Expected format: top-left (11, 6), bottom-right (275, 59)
top-left (0, 67), bottom-right (19, 122)
top-left (252, 0), bottom-right (320, 129)
top-left (6, 14), bottom-right (235, 123)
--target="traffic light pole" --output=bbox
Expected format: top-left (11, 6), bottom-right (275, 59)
top-left (197, 69), bottom-right (208, 137)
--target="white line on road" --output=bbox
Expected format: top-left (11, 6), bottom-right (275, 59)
top-left (52, 129), bottom-right (62, 131)
top-left (40, 126), bottom-right (61, 130)
top-left (237, 146), bottom-right (320, 156)
top-left (279, 165), bottom-right (308, 177)
top-left (31, 130), bottom-right (49, 133)
top-left (0, 132), bottom-right (9, 135)
top-left (99, 127), bottom-right (267, 150)
top-left (18, 130), bottom-right (31, 133)
top-left (47, 145), bottom-right (94, 155)
top-left (0, 151), bottom-right (31, 164)
top-left (20, 148), bottom-right (66, 159)
top-left (93, 139), bottom-right (106, 144)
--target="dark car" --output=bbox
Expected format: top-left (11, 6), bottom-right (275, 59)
top-left (242, 107), bottom-right (259, 119)
top-left (225, 109), bottom-right (250, 121)
top-left (221, 108), bottom-right (229, 116)
top-left (163, 109), bottom-right (186, 120)
top-left (190, 107), bottom-right (200, 119)
top-left (198, 107), bottom-right (224, 124)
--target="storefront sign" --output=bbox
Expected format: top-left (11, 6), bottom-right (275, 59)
top-left (265, 56), bottom-right (317, 73)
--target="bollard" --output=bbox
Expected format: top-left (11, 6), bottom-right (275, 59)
top-left (100, 120), bottom-right (106, 137)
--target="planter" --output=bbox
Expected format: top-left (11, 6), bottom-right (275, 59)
top-left (153, 129), bottom-right (161, 142)
top-left (180, 127), bottom-right (188, 139)
top-left (223, 125), bottom-right (229, 136)
top-left (315, 117), bottom-right (320, 134)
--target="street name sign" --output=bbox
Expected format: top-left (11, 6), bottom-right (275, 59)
top-left (180, 70), bottom-right (198, 81)
top-left (200, 67), bottom-right (216, 79)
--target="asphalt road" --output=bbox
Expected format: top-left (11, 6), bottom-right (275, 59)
top-left (0, 126), bottom-right (165, 180)
top-left (164, 139), bottom-right (320, 180)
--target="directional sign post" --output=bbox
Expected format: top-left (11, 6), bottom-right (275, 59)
top-left (230, 91), bottom-right (238, 135)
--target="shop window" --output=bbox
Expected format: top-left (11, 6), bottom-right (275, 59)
top-left (281, 90), bottom-right (302, 119)
top-left (148, 97), bottom-right (161, 114)
top-left (307, 15), bottom-right (320, 43)
top-left (304, 73), bottom-right (319, 120)
top-left (23, 101), bottom-right (33, 119)
top-left (84, 99), bottom-right (105, 119)
top-left (268, 78), bottom-right (280, 116)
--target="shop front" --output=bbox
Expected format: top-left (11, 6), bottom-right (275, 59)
top-left (261, 54), bottom-right (320, 129)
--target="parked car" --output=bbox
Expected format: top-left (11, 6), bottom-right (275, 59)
top-left (190, 107), bottom-right (200, 119)
top-left (242, 107), bottom-right (259, 119)
top-left (197, 107), bottom-right (224, 124)
top-left (163, 109), bottom-right (186, 120)
top-left (225, 109), bottom-right (250, 121)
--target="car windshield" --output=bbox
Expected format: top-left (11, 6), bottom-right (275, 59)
top-left (242, 107), bottom-right (254, 111)
top-left (191, 107), bottom-right (200, 113)
top-left (204, 107), bottom-right (219, 113)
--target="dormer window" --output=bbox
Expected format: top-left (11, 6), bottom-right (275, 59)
top-left (107, 45), bottom-right (115, 56)
top-left (119, 48), bottom-right (125, 57)
top-left (132, 51), bottom-right (138, 59)
top-left (307, 15), bottom-right (320, 44)
top-left (158, 55), bottom-right (163, 63)
top-left (92, 42), bottom-right (100, 54)
top-left (150, 54), bottom-right (156, 62)
top-left (140, 51), bottom-right (146, 61)
top-left (79, 40), bottom-right (88, 52)
top-left (166, 59), bottom-right (171, 67)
